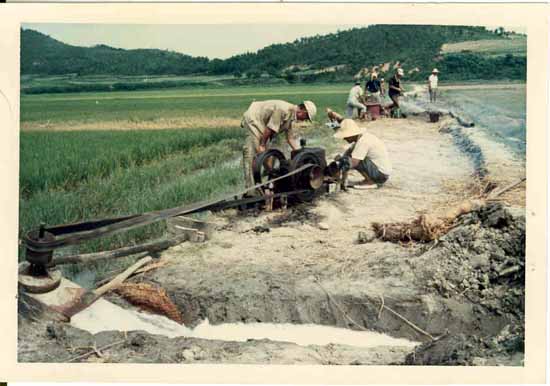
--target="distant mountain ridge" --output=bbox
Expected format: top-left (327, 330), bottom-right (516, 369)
top-left (21, 25), bottom-right (526, 82)
top-left (21, 29), bottom-right (209, 76)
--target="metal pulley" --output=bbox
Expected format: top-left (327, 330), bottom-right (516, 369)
top-left (252, 146), bottom-right (327, 202)
top-left (19, 224), bottom-right (62, 293)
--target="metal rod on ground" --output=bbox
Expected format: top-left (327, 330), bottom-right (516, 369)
top-left (49, 233), bottom-right (188, 266)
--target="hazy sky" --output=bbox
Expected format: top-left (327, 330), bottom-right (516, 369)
top-left (23, 23), bottom-right (526, 59)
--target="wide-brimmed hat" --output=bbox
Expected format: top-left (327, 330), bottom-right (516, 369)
top-left (432, 68), bottom-right (439, 73)
top-left (333, 119), bottom-right (364, 139)
top-left (302, 100), bottom-right (317, 121)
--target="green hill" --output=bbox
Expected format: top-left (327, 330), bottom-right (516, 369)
top-left (21, 29), bottom-right (209, 76)
top-left (21, 25), bottom-right (526, 86)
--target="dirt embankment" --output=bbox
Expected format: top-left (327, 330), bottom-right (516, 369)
top-left (18, 111), bottom-right (526, 365)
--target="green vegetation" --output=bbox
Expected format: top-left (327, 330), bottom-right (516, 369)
top-left (441, 36), bottom-right (527, 56)
top-left (22, 25), bottom-right (526, 88)
top-left (21, 73), bottom-right (288, 95)
top-left (438, 53), bottom-right (526, 81)
top-left (20, 127), bottom-right (244, 195)
top-left (21, 28), bottom-right (209, 76)
top-left (21, 83), bottom-right (350, 124)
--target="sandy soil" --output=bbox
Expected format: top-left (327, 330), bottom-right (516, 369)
top-left (18, 113), bottom-right (526, 365)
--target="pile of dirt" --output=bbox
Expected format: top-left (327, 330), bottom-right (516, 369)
top-left (426, 202), bottom-right (524, 315)
top-left (409, 202), bottom-right (525, 365)
top-left (406, 325), bottom-right (524, 366)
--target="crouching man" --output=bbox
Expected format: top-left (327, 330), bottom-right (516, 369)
top-left (241, 99), bottom-right (317, 190)
top-left (333, 119), bottom-right (392, 188)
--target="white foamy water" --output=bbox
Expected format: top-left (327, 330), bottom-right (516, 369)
top-left (72, 299), bottom-right (418, 348)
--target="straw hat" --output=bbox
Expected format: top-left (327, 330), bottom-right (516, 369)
top-left (302, 100), bottom-right (317, 121)
top-left (333, 119), bottom-right (364, 139)
top-left (432, 68), bottom-right (439, 73)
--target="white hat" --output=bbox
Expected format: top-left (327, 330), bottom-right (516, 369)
top-left (333, 119), bottom-right (364, 139)
top-left (302, 100), bottom-right (317, 121)
top-left (397, 68), bottom-right (404, 76)
top-left (432, 68), bottom-right (439, 73)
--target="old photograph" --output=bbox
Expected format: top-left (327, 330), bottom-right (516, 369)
top-left (16, 22), bottom-right (528, 367)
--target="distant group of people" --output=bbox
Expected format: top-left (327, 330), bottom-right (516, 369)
top-left (346, 67), bottom-right (440, 119)
top-left (346, 67), bottom-right (405, 119)
top-left (238, 67), bottom-right (441, 193)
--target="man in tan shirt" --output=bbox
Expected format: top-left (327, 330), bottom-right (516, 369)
top-left (241, 99), bottom-right (317, 189)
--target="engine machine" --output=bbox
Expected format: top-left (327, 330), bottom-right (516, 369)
top-left (252, 143), bottom-right (341, 204)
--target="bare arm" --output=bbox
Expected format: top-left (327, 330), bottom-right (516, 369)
top-left (258, 127), bottom-right (274, 152)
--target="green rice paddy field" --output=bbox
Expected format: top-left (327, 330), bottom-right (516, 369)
top-left (20, 84), bottom-right (342, 284)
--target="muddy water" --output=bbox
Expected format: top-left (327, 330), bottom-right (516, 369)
top-left (72, 299), bottom-right (418, 349)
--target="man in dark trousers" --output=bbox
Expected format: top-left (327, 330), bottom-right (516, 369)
top-left (387, 68), bottom-right (405, 117)
top-left (365, 72), bottom-right (382, 103)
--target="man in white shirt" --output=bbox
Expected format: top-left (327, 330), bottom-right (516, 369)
top-left (333, 119), bottom-right (392, 188)
top-left (346, 81), bottom-right (366, 120)
top-left (428, 68), bottom-right (439, 103)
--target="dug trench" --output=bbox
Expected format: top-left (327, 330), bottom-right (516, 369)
top-left (18, 113), bottom-right (525, 365)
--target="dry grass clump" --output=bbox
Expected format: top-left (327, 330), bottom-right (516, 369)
top-left (373, 174), bottom-right (525, 244)
top-left (115, 282), bottom-right (183, 324)
top-left (373, 200), bottom-right (483, 243)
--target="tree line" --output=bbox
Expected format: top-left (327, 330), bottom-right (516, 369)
top-left (21, 25), bottom-right (526, 83)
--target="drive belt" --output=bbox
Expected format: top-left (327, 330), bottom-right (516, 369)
top-left (24, 163), bottom-right (314, 252)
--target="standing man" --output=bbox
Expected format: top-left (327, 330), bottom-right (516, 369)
top-left (428, 68), bottom-right (439, 103)
top-left (365, 73), bottom-right (382, 103)
top-left (387, 68), bottom-right (405, 117)
top-left (346, 80), bottom-right (366, 120)
top-left (241, 99), bottom-right (317, 190)
top-left (333, 119), bottom-right (392, 188)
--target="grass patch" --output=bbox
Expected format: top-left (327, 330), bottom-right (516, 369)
top-left (20, 83), bottom-right (350, 124)
top-left (441, 36), bottom-right (526, 55)
top-left (20, 127), bottom-right (245, 196)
